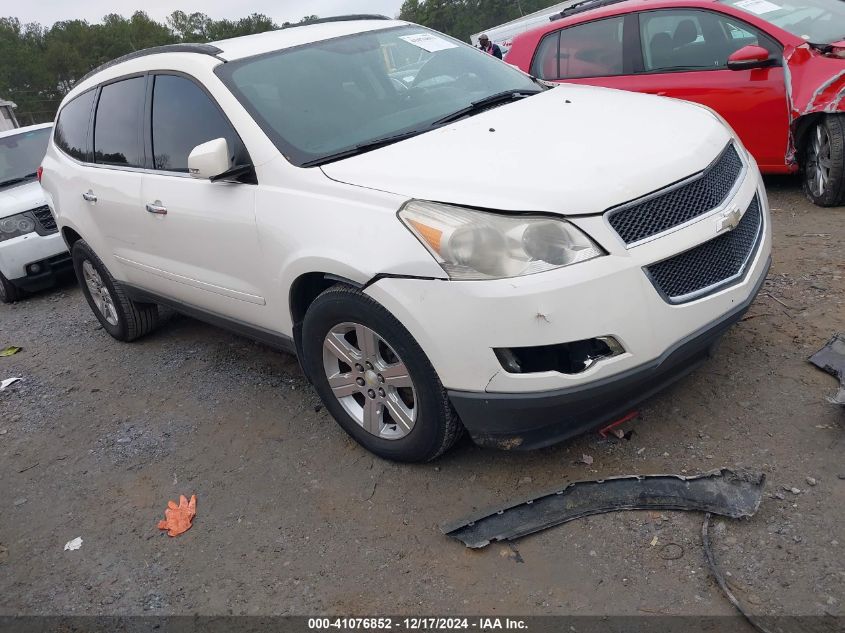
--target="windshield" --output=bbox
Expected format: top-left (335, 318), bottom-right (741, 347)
top-left (720, 0), bottom-right (845, 44)
top-left (216, 25), bottom-right (540, 166)
top-left (0, 127), bottom-right (50, 188)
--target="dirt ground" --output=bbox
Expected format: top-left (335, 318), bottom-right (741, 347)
top-left (0, 176), bottom-right (843, 623)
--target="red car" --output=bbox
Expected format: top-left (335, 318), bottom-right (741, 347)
top-left (506, 0), bottom-right (845, 206)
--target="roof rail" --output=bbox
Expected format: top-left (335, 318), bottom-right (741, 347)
top-left (77, 43), bottom-right (223, 85)
top-left (283, 15), bottom-right (391, 29)
top-left (550, 0), bottom-right (631, 21)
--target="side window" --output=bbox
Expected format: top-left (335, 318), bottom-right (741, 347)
top-left (531, 32), bottom-right (561, 80)
top-left (639, 9), bottom-right (778, 72)
top-left (151, 75), bottom-right (243, 173)
top-left (54, 90), bottom-right (95, 161)
top-left (93, 77), bottom-right (145, 167)
top-left (532, 17), bottom-right (626, 80)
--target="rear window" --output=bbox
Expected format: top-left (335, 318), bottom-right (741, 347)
top-left (93, 77), bottom-right (146, 167)
top-left (55, 90), bottom-right (95, 161)
top-left (531, 17), bottom-right (626, 80)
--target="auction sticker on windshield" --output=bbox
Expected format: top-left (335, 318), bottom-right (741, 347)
top-left (399, 33), bottom-right (458, 52)
top-left (734, 0), bottom-right (780, 14)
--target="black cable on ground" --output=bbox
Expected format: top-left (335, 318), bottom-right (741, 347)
top-left (701, 513), bottom-right (777, 633)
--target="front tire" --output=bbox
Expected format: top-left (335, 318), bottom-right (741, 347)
top-left (71, 240), bottom-right (159, 342)
top-left (802, 115), bottom-right (845, 207)
top-left (301, 285), bottom-right (462, 462)
top-left (0, 271), bottom-right (21, 304)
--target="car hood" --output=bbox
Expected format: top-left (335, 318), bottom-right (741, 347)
top-left (321, 85), bottom-right (733, 215)
top-left (0, 180), bottom-right (46, 218)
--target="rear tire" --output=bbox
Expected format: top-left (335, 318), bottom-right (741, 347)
top-left (0, 271), bottom-right (21, 304)
top-left (71, 240), bottom-right (159, 342)
top-left (802, 115), bottom-right (845, 207)
top-left (301, 284), bottom-right (462, 462)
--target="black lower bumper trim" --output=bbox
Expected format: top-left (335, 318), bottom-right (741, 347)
top-left (10, 253), bottom-right (73, 292)
top-left (450, 257), bottom-right (771, 451)
top-left (442, 468), bottom-right (765, 548)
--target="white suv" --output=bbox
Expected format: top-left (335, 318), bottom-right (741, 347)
top-left (41, 16), bottom-right (772, 462)
top-left (0, 123), bottom-right (70, 302)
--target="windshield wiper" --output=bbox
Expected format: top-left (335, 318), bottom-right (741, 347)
top-left (0, 172), bottom-right (37, 188)
top-left (302, 89), bottom-right (543, 167)
top-left (302, 130), bottom-right (427, 167)
top-left (432, 89), bottom-right (543, 126)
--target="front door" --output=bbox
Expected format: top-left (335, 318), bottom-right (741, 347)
top-left (133, 73), bottom-right (265, 322)
top-left (622, 8), bottom-right (790, 170)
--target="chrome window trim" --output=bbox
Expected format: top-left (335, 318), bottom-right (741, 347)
top-left (54, 153), bottom-right (194, 178)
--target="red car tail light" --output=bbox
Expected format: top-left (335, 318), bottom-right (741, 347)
top-left (36, 166), bottom-right (43, 182)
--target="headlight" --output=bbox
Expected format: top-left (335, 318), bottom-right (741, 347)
top-left (399, 200), bottom-right (604, 280)
top-left (0, 213), bottom-right (37, 242)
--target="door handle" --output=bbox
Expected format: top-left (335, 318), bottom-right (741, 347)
top-left (82, 190), bottom-right (97, 202)
top-left (145, 201), bottom-right (167, 215)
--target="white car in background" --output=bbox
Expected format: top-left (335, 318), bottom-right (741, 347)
top-left (41, 17), bottom-right (771, 462)
top-left (469, 0), bottom-right (581, 55)
top-left (0, 123), bottom-right (70, 303)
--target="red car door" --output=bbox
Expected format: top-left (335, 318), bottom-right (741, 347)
top-left (621, 8), bottom-right (790, 171)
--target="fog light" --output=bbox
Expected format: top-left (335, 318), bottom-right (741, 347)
top-left (28, 263), bottom-right (42, 275)
top-left (495, 336), bottom-right (626, 375)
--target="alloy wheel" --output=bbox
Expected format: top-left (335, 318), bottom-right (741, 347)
top-left (807, 123), bottom-right (833, 198)
top-left (322, 322), bottom-right (417, 440)
top-left (82, 260), bottom-right (119, 326)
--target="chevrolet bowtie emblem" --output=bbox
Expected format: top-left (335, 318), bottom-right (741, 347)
top-left (716, 207), bottom-right (743, 233)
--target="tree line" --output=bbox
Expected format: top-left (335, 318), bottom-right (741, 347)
top-left (0, 11), bottom-right (314, 124)
top-left (1, 1), bottom-right (562, 124)
top-left (398, 0), bottom-right (566, 44)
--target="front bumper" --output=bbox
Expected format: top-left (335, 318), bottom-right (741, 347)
top-left (449, 259), bottom-right (769, 450)
top-left (0, 232), bottom-right (70, 291)
top-left (364, 160), bottom-right (771, 449)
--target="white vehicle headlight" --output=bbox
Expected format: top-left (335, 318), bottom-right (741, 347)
top-left (0, 213), bottom-right (37, 242)
top-left (399, 200), bottom-right (604, 280)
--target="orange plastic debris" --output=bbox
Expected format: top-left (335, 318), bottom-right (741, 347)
top-left (157, 495), bottom-right (196, 537)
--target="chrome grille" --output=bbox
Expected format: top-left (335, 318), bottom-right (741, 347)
top-left (608, 144), bottom-right (744, 245)
top-left (645, 195), bottom-right (762, 304)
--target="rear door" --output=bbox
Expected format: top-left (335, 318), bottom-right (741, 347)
top-left (529, 14), bottom-right (641, 91)
top-left (623, 8), bottom-right (789, 169)
top-left (136, 72), bottom-right (265, 321)
top-left (87, 76), bottom-right (147, 266)
top-left (46, 88), bottom-right (97, 248)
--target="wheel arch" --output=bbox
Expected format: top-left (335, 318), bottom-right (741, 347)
top-left (289, 271), bottom-right (365, 363)
top-left (61, 226), bottom-right (84, 250)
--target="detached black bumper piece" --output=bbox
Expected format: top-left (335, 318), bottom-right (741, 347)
top-left (442, 468), bottom-right (765, 549)
top-left (449, 258), bottom-right (770, 451)
top-left (809, 333), bottom-right (845, 406)
top-left (10, 253), bottom-right (73, 292)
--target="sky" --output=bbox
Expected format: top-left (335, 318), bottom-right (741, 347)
top-left (5, 0), bottom-right (408, 27)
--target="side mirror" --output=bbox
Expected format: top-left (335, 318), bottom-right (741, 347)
top-left (727, 45), bottom-right (776, 71)
top-left (188, 138), bottom-right (230, 180)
